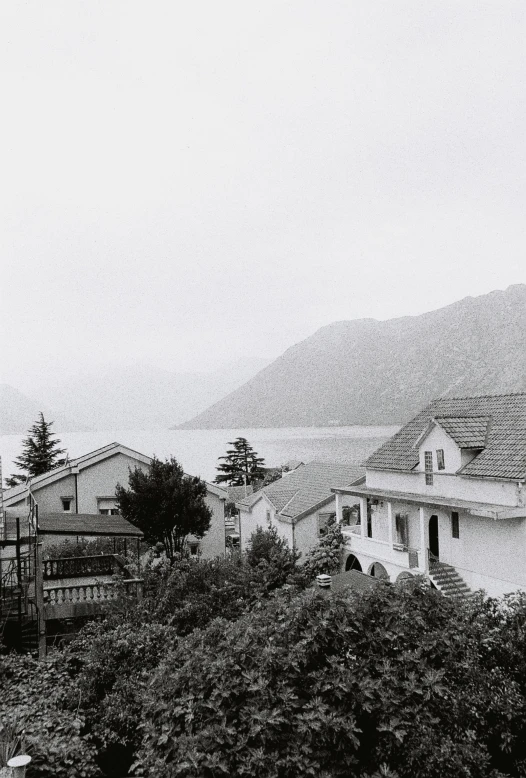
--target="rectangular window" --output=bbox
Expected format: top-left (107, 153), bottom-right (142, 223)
top-left (366, 500), bottom-right (373, 538)
top-left (189, 542), bottom-right (200, 556)
top-left (318, 513), bottom-right (331, 537)
top-left (424, 451), bottom-right (433, 485)
top-left (61, 498), bottom-right (72, 513)
top-left (436, 449), bottom-right (445, 471)
top-left (395, 513), bottom-right (409, 547)
top-left (451, 511), bottom-right (460, 539)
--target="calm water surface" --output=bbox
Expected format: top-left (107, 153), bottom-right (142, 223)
top-left (0, 426), bottom-right (399, 484)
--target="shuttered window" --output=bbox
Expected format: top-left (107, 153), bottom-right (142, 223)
top-left (424, 451), bottom-right (433, 485)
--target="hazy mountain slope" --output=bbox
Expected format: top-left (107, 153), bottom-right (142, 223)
top-left (0, 385), bottom-right (77, 434)
top-left (31, 357), bottom-right (272, 431)
top-left (179, 285), bottom-right (526, 429)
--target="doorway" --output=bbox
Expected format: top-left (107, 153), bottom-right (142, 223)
top-left (429, 515), bottom-right (439, 559)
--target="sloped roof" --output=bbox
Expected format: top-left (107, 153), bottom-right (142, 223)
top-left (433, 416), bottom-right (490, 449)
top-left (238, 461), bottom-right (364, 520)
top-left (366, 393), bottom-right (526, 480)
top-left (38, 513), bottom-right (143, 537)
top-left (226, 485), bottom-right (254, 503)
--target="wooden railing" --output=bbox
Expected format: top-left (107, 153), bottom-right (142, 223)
top-left (43, 555), bottom-right (126, 580)
top-left (45, 578), bottom-right (143, 607)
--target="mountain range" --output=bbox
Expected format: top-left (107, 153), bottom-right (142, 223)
top-left (178, 284), bottom-right (526, 429)
top-left (1, 358), bottom-right (272, 434)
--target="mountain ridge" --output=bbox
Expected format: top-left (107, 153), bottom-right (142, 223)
top-left (178, 284), bottom-right (526, 429)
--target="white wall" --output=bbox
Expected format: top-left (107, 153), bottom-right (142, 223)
top-left (366, 468), bottom-right (518, 506)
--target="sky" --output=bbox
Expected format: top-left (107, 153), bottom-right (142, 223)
top-left (1, 0), bottom-right (525, 390)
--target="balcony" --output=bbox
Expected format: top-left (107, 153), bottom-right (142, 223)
top-left (44, 578), bottom-right (143, 619)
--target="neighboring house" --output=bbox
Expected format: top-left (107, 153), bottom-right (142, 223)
top-left (236, 461), bottom-right (364, 561)
top-left (332, 393), bottom-right (526, 598)
top-left (2, 442), bottom-right (227, 559)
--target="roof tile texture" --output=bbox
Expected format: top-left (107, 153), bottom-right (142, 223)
top-left (366, 393), bottom-right (526, 480)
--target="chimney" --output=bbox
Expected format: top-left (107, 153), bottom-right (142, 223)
top-left (316, 573), bottom-right (331, 589)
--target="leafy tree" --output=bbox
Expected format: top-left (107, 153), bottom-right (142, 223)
top-left (246, 525), bottom-right (300, 589)
top-left (214, 437), bottom-right (266, 486)
top-left (115, 457), bottom-right (212, 561)
top-left (6, 412), bottom-right (66, 487)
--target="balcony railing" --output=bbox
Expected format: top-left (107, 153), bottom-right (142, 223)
top-left (43, 555), bottom-right (127, 580)
top-left (45, 578), bottom-right (143, 609)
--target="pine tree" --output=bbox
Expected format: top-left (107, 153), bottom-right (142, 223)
top-left (214, 437), bottom-right (266, 486)
top-left (6, 412), bottom-right (67, 487)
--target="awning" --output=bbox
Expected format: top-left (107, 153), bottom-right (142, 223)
top-left (332, 485), bottom-right (526, 521)
top-left (38, 513), bottom-right (143, 538)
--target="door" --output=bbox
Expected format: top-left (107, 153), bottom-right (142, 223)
top-left (429, 515), bottom-right (439, 559)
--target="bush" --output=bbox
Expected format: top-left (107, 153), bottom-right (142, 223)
top-left (0, 652), bottom-right (100, 778)
top-left (301, 515), bottom-right (344, 579)
top-left (246, 525), bottom-right (300, 589)
top-left (136, 580), bottom-right (526, 778)
top-left (65, 621), bottom-right (178, 776)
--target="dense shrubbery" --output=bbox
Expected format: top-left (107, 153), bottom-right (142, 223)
top-left (300, 515), bottom-right (344, 578)
top-left (0, 652), bottom-right (100, 778)
top-left (5, 528), bottom-right (526, 778)
top-left (136, 583), bottom-right (526, 778)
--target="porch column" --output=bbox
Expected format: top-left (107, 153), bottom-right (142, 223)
top-left (387, 501), bottom-right (394, 549)
top-left (359, 497), bottom-right (367, 540)
top-left (334, 491), bottom-right (343, 524)
top-left (419, 507), bottom-right (428, 573)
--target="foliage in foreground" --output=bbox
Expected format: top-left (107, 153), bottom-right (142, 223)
top-left (136, 583), bottom-right (526, 778)
top-left (0, 652), bottom-right (100, 778)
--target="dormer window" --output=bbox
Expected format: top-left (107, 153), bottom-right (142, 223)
top-left (424, 451), bottom-right (433, 485)
top-left (436, 449), bottom-right (445, 471)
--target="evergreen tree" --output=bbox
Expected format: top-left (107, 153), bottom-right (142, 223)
top-left (214, 437), bottom-right (266, 486)
top-left (116, 457), bottom-right (212, 561)
top-left (6, 412), bottom-right (66, 487)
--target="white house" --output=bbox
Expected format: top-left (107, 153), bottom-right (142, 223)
top-left (2, 442), bottom-right (227, 559)
top-left (332, 393), bottom-right (526, 598)
top-left (237, 461), bottom-right (364, 561)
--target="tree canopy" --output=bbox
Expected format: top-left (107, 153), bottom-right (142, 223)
top-left (6, 412), bottom-right (67, 487)
top-left (214, 437), bottom-right (266, 486)
top-left (115, 456), bottom-right (212, 560)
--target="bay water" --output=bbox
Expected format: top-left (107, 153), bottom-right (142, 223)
top-left (0, 425), bottom-right (399, 485)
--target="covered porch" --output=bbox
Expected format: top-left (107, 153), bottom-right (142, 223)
top-left (332, 485), bottom-right (524, 580)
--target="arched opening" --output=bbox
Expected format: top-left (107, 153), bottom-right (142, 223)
top-left (429, 515), bottom-right (439, 560)
top-left (369, 562), bottom-right (389, 580)
top-left (345, 554), bottom-right (362, 572)
top-left (396, 571), bottom-right (413, 585)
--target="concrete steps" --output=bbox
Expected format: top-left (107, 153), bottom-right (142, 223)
top-left (429, 560), bottom-right (472, 599)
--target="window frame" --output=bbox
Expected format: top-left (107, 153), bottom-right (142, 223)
top-left (61, 497), bottom-right (73, 513)
top-left (451, 511), bottom-right (460, 539)
top-left (424, 451), bottom-right (433, 485)
top-left (436, 449), bottom-right (445, 471)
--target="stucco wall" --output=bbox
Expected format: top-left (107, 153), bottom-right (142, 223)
top-left (418, 425), bottom-right (462, 474)
top-left (366, 468), bottom-right (518, 506)
top-left (239, 497), bottom-right (274, 551)
top-left (77, 453), bottom-right (149, 513)
top-left (30, 474), bottom-right (77, 513)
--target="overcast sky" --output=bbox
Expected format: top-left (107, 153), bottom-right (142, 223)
top-left (1, 0), bottom-right (525, 390)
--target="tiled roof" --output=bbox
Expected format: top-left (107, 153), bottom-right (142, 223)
top-left (238, 461), bottom-right (364, 520)
top-left (330, 570), bottom-right (382, 593)
top-left (38, 513), bottom-right (143, 537)
top-left (226, 485), bottom-right (254, 503)
top-left (366, 393), bottom-right (526, 480)
top-left (434, 416), bottom-right (490, 449)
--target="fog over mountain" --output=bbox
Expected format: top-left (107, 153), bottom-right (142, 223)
top-left (10, 357), bottom-right (272, 433)
top-left (0, 385), bottom-right (78, 435)
top-left (179, 285), bottom-right (526, 429)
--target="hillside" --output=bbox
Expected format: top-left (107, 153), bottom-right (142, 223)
top-left (30, 357), bottom-right (273, 431)
top-left (178, 284), bottom-right (526, 429)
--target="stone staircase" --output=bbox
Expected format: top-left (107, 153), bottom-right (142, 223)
top-left (428, 559), bottom-right (472, 599)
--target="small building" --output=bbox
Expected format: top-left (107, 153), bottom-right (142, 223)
top-left (236, 461), bottom-right (364, 561)
top-left (332, 392), bottom-right (526, 598)
top-left (2, 442), bottom-right (227, 559)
